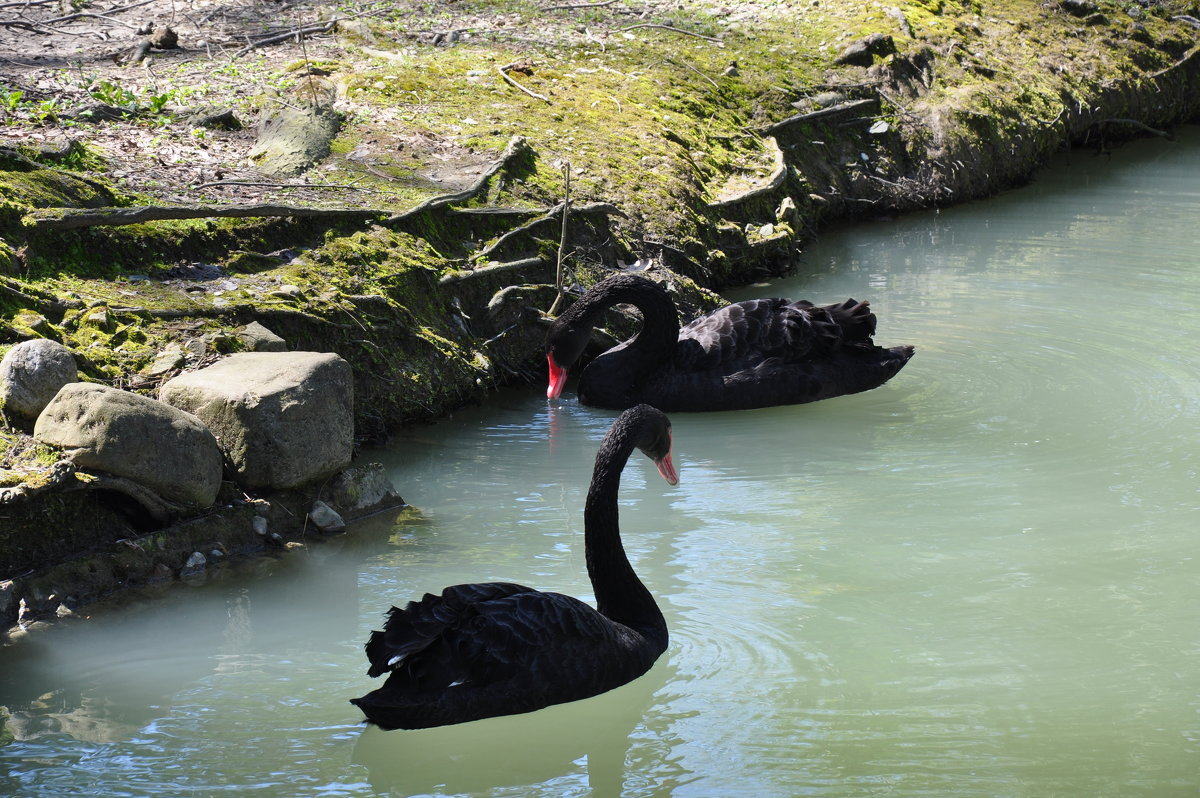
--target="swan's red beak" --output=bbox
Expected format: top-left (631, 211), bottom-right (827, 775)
top-left (655, 443), bottom-right (678, 486)
top-left (547, 354), bottom-right (568, 399)
top-left (655, 455), bottom-right (678, 486)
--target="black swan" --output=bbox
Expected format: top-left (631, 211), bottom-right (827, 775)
top-left (350, 404), bottom-right (677, 730)
top-left (545, 273), bottom-right (914, 411)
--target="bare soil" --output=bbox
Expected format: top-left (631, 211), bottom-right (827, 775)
top-left (0, 0), bottom-right (705, 207)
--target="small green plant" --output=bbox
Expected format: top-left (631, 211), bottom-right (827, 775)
top-left (143, 90), bottom-right (174, 114)
top-left (34, 98), bottom-right (61, 124)
top-left (89, 79), bottom-right (137, 107)
top-left (1, 89), bottom-right (23, 116)
top-left (54, 140), bottom-right (104, 171)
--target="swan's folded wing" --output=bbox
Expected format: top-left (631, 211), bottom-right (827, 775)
top-left (679, 297), bottom-right (851, 369)
top-left (363, 582), bottom-right (532, 678)
top-left (470, 591), bottom-right (655, 694)
top-left (365, 585), bottom-right (634, 689)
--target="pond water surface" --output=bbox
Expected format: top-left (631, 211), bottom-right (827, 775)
top-left (2, 127), bottom-right (1199, 797)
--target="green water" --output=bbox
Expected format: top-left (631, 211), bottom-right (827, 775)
top-left (1, 127), bottom-right (1198, 797)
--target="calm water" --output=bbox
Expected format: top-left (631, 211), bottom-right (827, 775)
top-left (3, 127), bottom-right (1199, 797)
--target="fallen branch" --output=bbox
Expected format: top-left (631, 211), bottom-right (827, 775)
top-left (760, 98), bottom-right (879, 136)
top-left (543, 0), bottom-right (618, 10)
top-left (25, 203), bottom-right (385, 231)
top-left (475, 212), bottom-right (559, 262)
top-left (497, 62), bottom-right (551, 103)
top-left (448, 206), bottom-right (546, 220)
top-left (233, 19), bottom-right (341, 57)
top-left (193, 180), bottom-right (367, 191)
top-left (618, 23), bottom-right (722, 44)
top-left (439, 257), bottom-right (546, 285)
top-left (0, 0), bottom-right (55, 9)
top-left (555, 200), bottom-right (623, 217)
top-left (1093, 118), bottom-right (1172, 138)
top-left (47, 10), bottom-right (143, 30)
top-left (448, 202), bottom-right (620, 223)
top-left (665, 57), bottom-right (719, 89)
top-left (706, 136), bottom-right (787, 210)
top-left (472, 199), bottom-right (622, 263)
top-left (1148, 44), bottom-right (1200, 79)
top-left (0, 18), bottom-right (59, 33)
top-left (388, 135), bottom-right (530, 222)
top-left (41, 0), bottom-right (154, 26)
top-left (0, 276), bottom-right (79, 315)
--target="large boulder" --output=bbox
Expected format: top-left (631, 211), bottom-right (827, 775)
top-left (0, 339), bottom-right (78, 420)
top-left (33, 383), bottom-right (223, 510)
top-left (158, 351), bottom-right (353, 490)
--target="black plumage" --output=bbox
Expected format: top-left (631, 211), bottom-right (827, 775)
top-left (545, 273), bottom-right (915, 411)
top-left (350, 404), bottom-right (677, 730)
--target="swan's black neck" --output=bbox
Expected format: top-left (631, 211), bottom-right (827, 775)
top-left (568, 275), bottom-right (679, 369)
top-left (584, 415), bottom-right (667, 646)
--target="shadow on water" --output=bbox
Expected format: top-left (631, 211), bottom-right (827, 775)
top-left (0, 525), bottom-right (395, 744)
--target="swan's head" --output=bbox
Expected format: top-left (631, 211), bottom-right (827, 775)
top-left (545, 319), bottom-right (589, 399)
top-left (629, 404), bottom-right (678, 486)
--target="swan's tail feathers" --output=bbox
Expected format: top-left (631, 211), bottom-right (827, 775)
top-left (364, 600), bottom-right (438, 677)
top-left (884, 344), bottom-right (916, 375)
top-left (828, 298), bottom-right (877, 343)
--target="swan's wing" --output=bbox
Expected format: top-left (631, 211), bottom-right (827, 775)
top-left (365, 584), bottom-right (631, 689)
top-left (676, 297), bottom-right (877, 370)
top-left (364, 582), bottom-right (532, 678)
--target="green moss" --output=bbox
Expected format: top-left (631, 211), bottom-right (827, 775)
top-left (0, 0), bottom-right (1195, 444)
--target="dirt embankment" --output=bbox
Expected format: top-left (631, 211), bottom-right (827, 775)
top-left (1, 0), bottom-right (1198, 626)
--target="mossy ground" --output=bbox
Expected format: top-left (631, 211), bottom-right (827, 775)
top-left (0, 0), bottom-right (1198, 604)
top-left (1, 0), bottom-right (1197, 430)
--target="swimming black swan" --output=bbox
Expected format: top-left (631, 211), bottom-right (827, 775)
top-left (350, 404), bottom-right (677, 730)
top-left (545, 273), bottom-right (914, 411)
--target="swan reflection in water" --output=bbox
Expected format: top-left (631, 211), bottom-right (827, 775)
top-left (351, 660), bottom-right (678, 796)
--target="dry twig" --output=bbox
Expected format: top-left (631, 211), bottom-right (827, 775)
top-left (760, 98), bottom-right (878, 136)
top-left (497, 62), bottom-right (551, 103)
top-left (542, 0), bottom-right (619, 10)
top-left (38, 0), bottom-right (155, 28)
top-left (549, 162), bottom-right (573, 316)
top-left (665, 57), bottom-right (719, 89)
top-left (25, 203), bottom-right (384, 230)
top-left (618, 23), bottom-right (722, 44)
top-left (233, 19), bottom-right (341, 57)
top-left (439, 257), bottom-right (545, 285)
top-left (389, 135), bottom-right (530, 221)
top-left (1093, 118), bottom-right (1171, 138)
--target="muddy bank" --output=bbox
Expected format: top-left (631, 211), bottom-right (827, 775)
top-left (1, 0), bottom-right (1199, 630)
